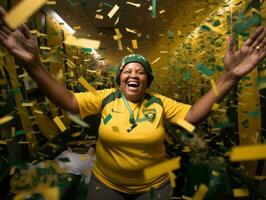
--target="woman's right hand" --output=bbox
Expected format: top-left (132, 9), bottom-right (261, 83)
top-left (0, 7), bottom-right (39, 64)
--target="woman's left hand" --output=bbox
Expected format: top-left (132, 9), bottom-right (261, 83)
top-left (224, 26), bottom-right (266, 81)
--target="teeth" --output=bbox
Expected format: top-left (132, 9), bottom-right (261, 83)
top-left (127, 81), bottom-right (139, 87)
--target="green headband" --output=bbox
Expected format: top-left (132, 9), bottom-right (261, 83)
top-left (116, 54), bottom-right (154, 88)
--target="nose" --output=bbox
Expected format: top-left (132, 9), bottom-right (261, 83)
top-left (129, 70), bottom-right (138, 78)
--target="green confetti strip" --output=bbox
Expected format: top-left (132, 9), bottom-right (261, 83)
top-left (182, 70), bottom-right (191, 81)
top-left (201, 25), bottom-right (211, 31)
top-left (152, 0), bottom-right (156, 18)
top-left (167, 30), bottom-right (174, 39)
top-left (196, 63), bottom-right (214, 76)
top-left (232, 14), bottom-right (261, 34)
top-left (213, 20), bottom-right (221, 27)
top-left (83, 48), bottom-right (92, 53)
top-left (58, 157), bottom-right (70, 162)
top-left (16, 130), bottom-right (26, 136)
top-left (103, 2), bottom-right (113, 8)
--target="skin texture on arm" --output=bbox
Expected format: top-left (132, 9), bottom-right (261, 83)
top-left (0, 7), bottom-right (79, 113)
top-left (185, 26), bottom-right (266, 125)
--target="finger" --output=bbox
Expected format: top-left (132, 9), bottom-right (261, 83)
top-left (225, 36), bottom-right (235, 55)
top-left (251, 28), bottom-right (266, 49)
top-left (0, 29), bottom-right (8, 39)
top-left (19, 24), bottom-right (33, 39)
top-left (244, 26), bottom-right (264, 47)
top-left (0, 7), bottom-right (7, 17)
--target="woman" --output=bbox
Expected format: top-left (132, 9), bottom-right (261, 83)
top-left (0, 6), bottom-right (265, 200)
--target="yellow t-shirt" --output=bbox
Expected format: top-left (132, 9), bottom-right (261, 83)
top-left (74, 88), bottom-right (191, 193)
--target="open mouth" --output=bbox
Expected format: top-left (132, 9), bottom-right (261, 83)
top-left (127, 81), bottom-right (140, 90)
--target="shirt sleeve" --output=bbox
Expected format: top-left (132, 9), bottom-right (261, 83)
top-left (73, 88), bottom-right (114, 118)
top-left (156, 94), bottom-right (191, 124)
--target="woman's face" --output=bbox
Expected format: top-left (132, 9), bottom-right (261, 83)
top-left (120, 62), bottom-right (148, 103)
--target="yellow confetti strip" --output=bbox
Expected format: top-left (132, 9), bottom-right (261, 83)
top-left (210, 79), bottom-right (219, 96)
top-left (126, 27), bottom-right (137, 34)
top-left (254, 176), bottom-right (266, 181)
top-left (159, 9), bottom-right (165, 14)
top-left (4, 0), bottom-right (47, 29)
top-left (182, 195), bottom-right (192, 200)
top-left (160, 51), bottom-right (168, 54)
top-left (66, 59), bottom-right (76, 68)
top-left (132, 39), bottom-right (138, 49)
top-left (11, 127), bottom-right (16, 137)
top-left (177, 118), bottom-right (195, 133)
top-left (143, 156), bottom-right (180, 180)
top-left (64, 35), bottom-right (100, 49)
top-left (114, 16), bottom-right (120, 25)
top-left (34, 110), bottom-right (43, 114)
top-left (46, 1), bottom-right (56, 5)
top-left (108, 4), bottom-right (119, 19)
top-left (195, 8), bottom-right (205, 14)
top-left (74, 26), bottom-right (81, 30)
top-left (151, 57), bottom-right (160, 64)
top-left (10, 166), bottom-right (16, 175)
top-left (22, 102), bottom-right (33, 107)
top-left (95, 14), bottom-right (104, 19)
top-left (78, 76), bottom-right (96, 94)
top-left (0, 140), bottom-right (7, 145)
top-left (168, 171), bottom-right (176, 188)
top-left (229, 144), bottom-right (266, 161)
top-left (233, 188), bottom-right (249, 197)
top-left (39, 46), bottom-right (51, 50)
top-left (114, 28), bottom-right (123, 40)
top-left (0, 115), bottom-right (13, 125)
top-left (211, 103), bottom-right (220, 111)
top-left (53, 116), bottom-right (67, 132)
top-left (117, 39), bottom-right (123, 50)
top-left (126, 2), bottom-right (141, 7)
top-left (126, 47), bottom-right (134, 53)
top-left (192, 184), bottom-right (208, 200)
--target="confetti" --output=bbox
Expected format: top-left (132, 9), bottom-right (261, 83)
top-left (95, 14), bottom-right (104, 19)
top-left (229, 144), bottom-right (266, 161)
top-left (169, 171), bottom-right (176, 188)
top-left (152, 0), bottom-right (156, 18)
top-left (125, 28), bottom-right (137, 34)
top-left (211, 103), bottom-right (220, 111)
top-left (114, 16), bottom-right (120, 25)
top-left (4, 0), bottom-right (47, 29)
top-left (108, 4), bottom-right (119, 19)
top-left (126, 47), bottom-right (134, 53)
top-left (46, 1), bottom-right (56, 5)
top-left (21, 102), bottom-right (33, 107)
top-left (0, 115), bottom-right (13, 125)
top-left (67, 112), bottom-right (90, 128)
top-left (132, 40), bottom-right (138, 49)
top-left (210, 79), bottom-right (219, 96)
top-left (151, 57), bottom-right (160, 64)
top-left (126, 2), bottom-right (141, 7)
top-left (78, 76), bottom-right (97, 94)
top-left (176, 118), bottom-right (195, 133)
top-left (64, 35), bottom-right (100, 49)
top-left (192, 184), bottom-right (208, 200)
top-left (143, 157), bottom-right (180, 180)
top-left (53, 116), bottom-right (67, 132)
top-left (196, 63), bottom-right (213, 76)
top-left (159, 9), bottom-right (165, 14)
top-left (233, 188), bottom-right (249, 197)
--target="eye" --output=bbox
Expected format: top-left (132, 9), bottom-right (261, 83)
top-left (123, 71), bottom-right (131, 74)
